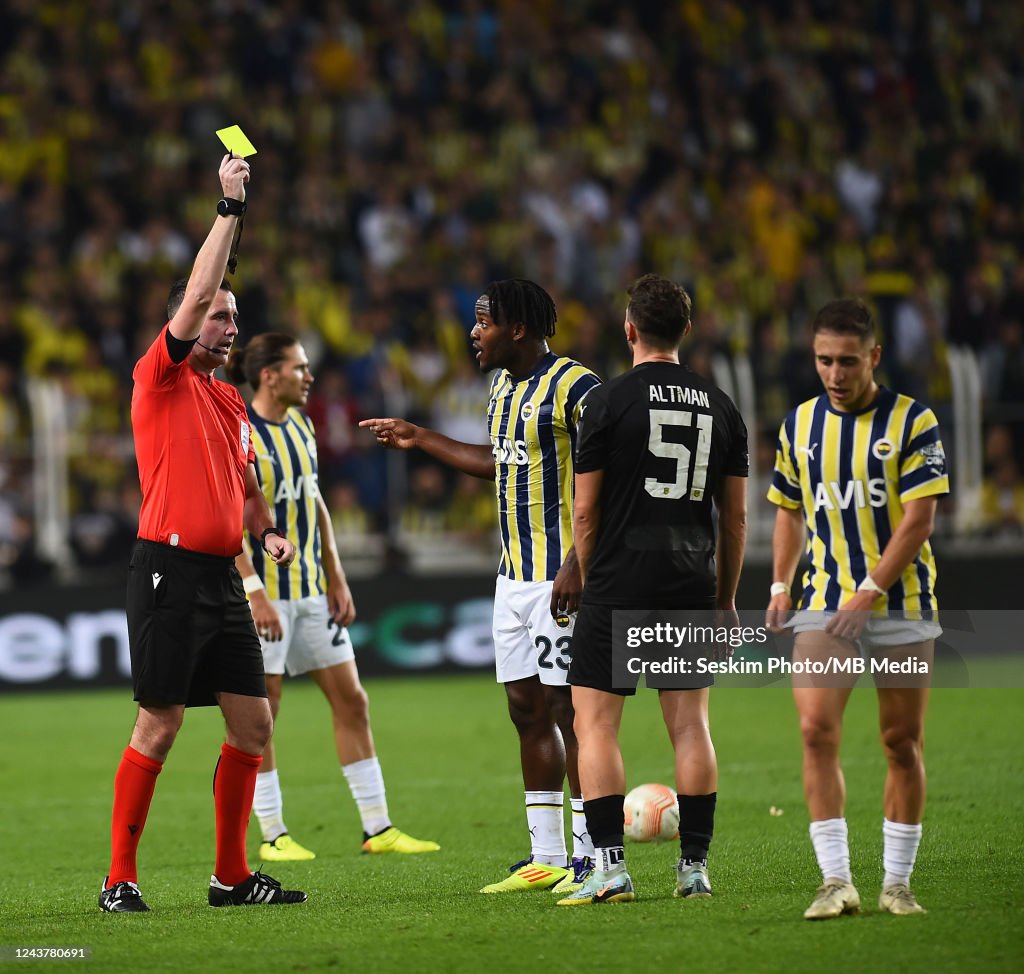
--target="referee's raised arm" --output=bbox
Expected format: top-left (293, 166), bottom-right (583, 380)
top-left (169, 154), bottom-right (250, 343)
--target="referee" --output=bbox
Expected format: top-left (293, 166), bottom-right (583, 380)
top-left (99, 155), bottom-right (306, 913)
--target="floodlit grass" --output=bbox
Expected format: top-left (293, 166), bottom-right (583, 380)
top-left (0, 675), bottom-right (1021, 972)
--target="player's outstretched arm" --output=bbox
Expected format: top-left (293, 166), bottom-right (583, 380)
top-left (359, 417), bottom-right (495, 479)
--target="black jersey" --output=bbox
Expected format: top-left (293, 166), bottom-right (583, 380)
top-left (575, 361), bottom-right (748, 605)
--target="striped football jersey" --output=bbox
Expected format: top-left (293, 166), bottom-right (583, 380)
top-left (486, 352), bottom-right (600, 581)
top-left (767, 387), bottom-right (949, 613)
top-left (246, 407), bottom-right (324, 600)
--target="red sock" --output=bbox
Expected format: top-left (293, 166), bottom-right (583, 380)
top-left (213, 742), bottom-right (262, 885)
top-left (108, 746), bottom-right (163, 886)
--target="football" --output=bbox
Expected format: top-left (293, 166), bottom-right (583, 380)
top-left (623, 783), bottom-right (679, 842)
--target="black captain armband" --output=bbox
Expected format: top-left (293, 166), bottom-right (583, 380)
top-left (260, 527), bottom-right (284, 551)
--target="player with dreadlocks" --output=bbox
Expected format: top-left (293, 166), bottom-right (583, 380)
top-left (362, 279), bottom-right (601, 895)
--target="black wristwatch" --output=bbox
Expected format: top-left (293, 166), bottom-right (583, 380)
top-left (260, 526), bottom-right (284, 551)
top-left (217, 197), bottom-right (247, 217)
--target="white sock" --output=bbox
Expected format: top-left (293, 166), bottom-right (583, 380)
top-left (253, 769), bottom-right (286, 842)
top-left (342, 757), bottom-right (390, 837)
top-left (525, 791), bottom-right (567, 866)
top-left (883, 818), bottom-right (922, 887)
top-left (570, 797), bottom-right (595, 860)
top-left (595, 844), bottom-right (626, 875)
top-left (809, 817), bottom-right (852, 882)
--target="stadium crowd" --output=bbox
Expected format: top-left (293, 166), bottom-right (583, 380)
top-left (1, 0), bottom-right (1023, 584)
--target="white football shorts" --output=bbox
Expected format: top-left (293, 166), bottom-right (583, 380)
top-left (492, 575), bottom-right (575, 687)
top-left (789, 610), bottom-right (942, 652)
top-left (260, 594), bottom-right (355, 677)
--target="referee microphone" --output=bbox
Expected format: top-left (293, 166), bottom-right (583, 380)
top-left (196, 340), bottom-right (224, 354)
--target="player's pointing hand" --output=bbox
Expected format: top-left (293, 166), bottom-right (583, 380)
top-left (359, 417), bottom-right (419, 450)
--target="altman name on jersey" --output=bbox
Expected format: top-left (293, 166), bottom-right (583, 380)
top-left (814, 477), bottom-right (887, 511)
top-left (649, 384), bottom-right (711, 408)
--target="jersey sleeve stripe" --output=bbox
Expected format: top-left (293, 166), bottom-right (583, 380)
top-left (767, 411), bottom-right (801, 507)
top-left (768, 471), bottom-right (802, 503)
top-left (904, 424), bottom-right (942, 455)
top-left (784, 411), bottom-right (798, 472)
top-left (900, 473), bottom-right (950, 500)
top-left (564, 370), bottom-right (600, 428)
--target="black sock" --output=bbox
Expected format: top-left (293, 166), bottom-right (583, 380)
top-left (678, 792), bottom-right (716, 862)
top-left (584, 794), bottom-right (626, 870)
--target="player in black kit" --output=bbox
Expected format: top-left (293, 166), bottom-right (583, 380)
top-left (556, 274), bottom-right (748, 907)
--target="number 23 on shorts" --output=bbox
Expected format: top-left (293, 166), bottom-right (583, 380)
top-left (536, 634), bottom-right (572, 669)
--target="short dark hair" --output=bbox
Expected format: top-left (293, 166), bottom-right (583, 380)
top-left (484, 279), bottom-right (557, 339)
top-left (166, 277), bottom-right (233, 321)
top-left (224, 332), bottom-right (298, 389)
top-left (626, 274), bottom-right (692, 349)
top-left (812, 298), bottom-right (877, 343)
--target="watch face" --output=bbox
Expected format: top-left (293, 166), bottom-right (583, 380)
top-left (218, 199), bottom-right (228, 216)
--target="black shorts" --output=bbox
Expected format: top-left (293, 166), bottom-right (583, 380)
top-left (126, 540), bottom-right (266, 708)
top-left (568, 600), bottom-right (716, 696)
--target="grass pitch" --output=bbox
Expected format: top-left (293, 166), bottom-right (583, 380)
top-left (0, 675), bottom-right (1021, 972)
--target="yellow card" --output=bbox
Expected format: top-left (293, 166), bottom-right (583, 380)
top-left (216, 125), bottom-right (257, 158)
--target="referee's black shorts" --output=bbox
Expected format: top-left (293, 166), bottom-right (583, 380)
top-left (126, 540), bottom-right (266, 708)
top-left (568, 600), bottom-right (716, 696)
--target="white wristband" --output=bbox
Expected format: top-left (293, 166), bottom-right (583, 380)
top-left (857, 575), bottom-right (886, 595)
top-left (770, 582), bottom-right (789, 597)
top-left (242, 575), bottom-right (265, 595)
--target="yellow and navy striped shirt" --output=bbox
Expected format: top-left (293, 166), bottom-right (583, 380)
top-left (487, 352), bottom-right (600, 581)
top-left (246, 406), bottom-right (324, 600)
top-left (767, 387), bottom-right (949, 613)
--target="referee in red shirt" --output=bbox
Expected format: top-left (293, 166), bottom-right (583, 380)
top-left (100, 154), bottom-right (306, 912)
